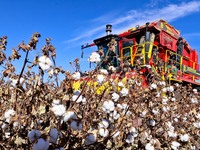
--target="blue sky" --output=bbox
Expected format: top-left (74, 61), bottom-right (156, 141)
top-left (1, 0), bottom-right (200, 73)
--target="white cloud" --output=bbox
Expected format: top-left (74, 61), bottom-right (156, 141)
top-left (64, 1), bottom-right (200, 46)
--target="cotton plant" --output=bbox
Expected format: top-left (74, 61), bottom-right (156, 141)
top-left (38, 55), bottom-right (52, 71)
top-left (99, 69), bottom-right (108, 75)
top-left (167, 86), bottom-right (174, 92)
top-left (72, 90), bottom-right (83, 103)
top-left (33, 138), bottom-right (49, 150)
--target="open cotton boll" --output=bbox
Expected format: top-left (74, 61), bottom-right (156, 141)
top-left (180, 134), bottom-right (189, 142)
top-left (147, 119), bottom-right (156, 127)
top-left (85, 133), bottom-right (96, 145)
top-left (97, 74), bottom-right (105, 84)
top-left (99, 118), bottom-right (109, 128)
top-left (33, 138), bottom-right (49, 150)
top-left (193, 89), bottom-right (197, 94)
top-left (145, 143), bottom-right (155, 150)
top-left (72, 90), bottom-right (83, 103)
top-left (112, 92), bottom-right (120, 102)
top-left (38, 55), bottom-right (52, 71)
top-left (168, 130), bottom-right (177, 138)
top-left (52, 99), bottom-right (60, 106)
top-left (62, 111), bottom-right (77, 122)
top-left (120, 88), bottom-right (129, 97)
top-left (1, 123), bottom-right (8, 130)
top-left (130, 127), bottom-right (138, 138)
top-left (28, 130), bottom-right (42, 143)
top-left (4, 109), bottom-right (15, 119)
top-left (150, 83), bottom-right (157, 90)
top-left (88, 52), bottom-right (101, 63)
top-left (72, 72), bottom-right (81, 80)
top-left (51, 104), bottom-right (66, 117)
top-left (171, 141), bottom-right (180, 150)
top-left (102, 100), bottom-right (115, 113)
top-left (112, 110), bottom-right (120, 120)
top-left (193, 122), bottom-right (200, 128)
top-left (167, 86), bottom-right (174, 92)
top-left (125, 134), bottom-right (134, 143)
top-left (112, 131), bottom-right (120, 138)
top-left (99, 128), bottom-right (109, 137)
top-left (10, 77), bottom-right (24, 86)
top-left (99, 69), bottom-right (108, 75)
top-left (70, 121), bottom-right (83, 130)
top-left (49, 128), bottom-right (58, 144)
top-left (118, 82), bottom-right (124, 87)
top-left (5, 132), bottom-right (10, 139)
top-left (108, 66), bottom-right (116, 72)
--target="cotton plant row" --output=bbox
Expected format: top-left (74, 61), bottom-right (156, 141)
top-left (0, 34), bottom-right (199, 150)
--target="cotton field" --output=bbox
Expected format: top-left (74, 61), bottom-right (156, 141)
top-left (0, 34), bottom-right (199, 149)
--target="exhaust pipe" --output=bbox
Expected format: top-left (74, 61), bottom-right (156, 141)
top-left (106, 24), bottom-right (112, 35)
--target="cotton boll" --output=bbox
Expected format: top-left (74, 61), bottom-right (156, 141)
top-left (88, 52), bottom-right (101, 63)
top-left (147, 119), bottom-right (156, 127)
top-left (38, 55), bottom-right (52, 71)
top-left (97, 74), bottom-right (105, 84)
top-left (52, 99), bottom-right (60, 106)
top-left (108, 66), bottom-right (116, 72)
top-left (180, 134), bottom-right (189, 142)
top-left (118, 82), bottom-right (124, 87)
top-left (28, 130), bottom-right (42, 143)
top-left (112, 110), bottom-right (120, 120)
top-left (145, 143), bottom-right (155, 150)
top-left (5, 132), bottom-right (10, 139)
top-left (102, 100), bottom-right (115, 113)
top-left (168, 130), bottom-right (177, 138)
top-left (1, 123), bottom-right (8, 130)
top-left (112, 92), bottom-right (119, 102)
top-left (82, 97), bottom-right (87, 104)
top-left (193, 89), bottom-right (197, 93)
top-left (72, 91), bottom-right (83, 103)
top-left (11, 77), bottom-right (24, 86)
top-left (162, 88), bottom-right (167, 93)
top-left (62, 111), bottom-right (77, 122)
top-left (167, 86), bottom-right (174, 92)
top-left (4, 109), bottom-right (15, 119)
top-left (125, 134), bottom-right (134, 143)
top-left (191, 98), bottom-right (198, 104)
top-left (162, 97), bottom-right (168, 104)
top-left (171, 141), bottom-right (180, 150)
top-left (193, 122), bottom-right (200, 128)
top-left (85, 133), bottom-right (96, 145)
top-left (99, 128), bottom-right (109, 137)
top-left (120, 88), bottom-right (129, 97)
top-left (150, 83), bottom-right (157, 90)
top-left (130, 127), bottom-right (138, 138)
top-left (152, 108), bottom-right (159, 115)
top-left (70, 121), bottom-right (83, 130)
top-left (51, 104), bottom-right (66, 117)
top-left (99, 119), bottom-right (109, 128)
top-left (49, 128), bottom-right (58, 144)
top-left (99, 69), bottom-right (108, 75)
top-left (33, 138), bottom-right (49, 150)
top-left (72, 72), bottom-right (81, 80)
top-left (171, 97), bottom-right (176, 102)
